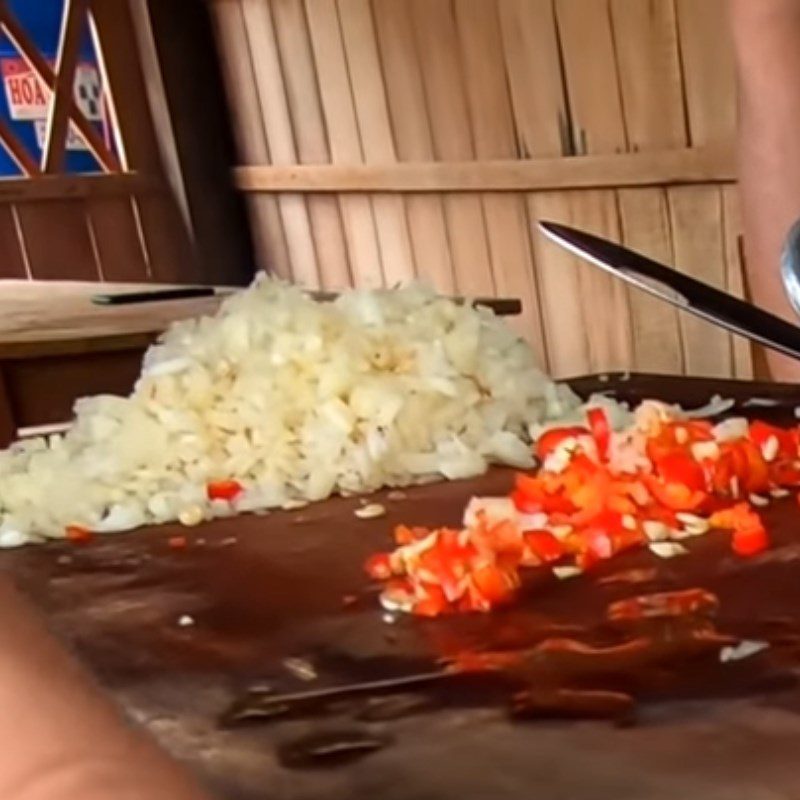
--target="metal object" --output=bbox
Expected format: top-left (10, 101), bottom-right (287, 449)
top-left (92, 286), bottom-right (523, 316)
top-left (92, 287), bottom-right (216, 305)
top-left (221, 671), bottom-right (448, 725)
top-left (780, 217), bottom-right (800, 318)
top-left (539, 221), bottom-right (800, 362)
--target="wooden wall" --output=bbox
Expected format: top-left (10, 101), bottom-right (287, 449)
top-left (210, 0), bottom-right (748, 379)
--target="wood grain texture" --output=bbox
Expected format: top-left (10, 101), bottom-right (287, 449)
top-left (16, 199), bottom-right (100, 281)
top-left (674, 0), bottom-right (736, 147)
top-left (668, 185), bottom-right (732, 377)
top-left (211, 0), bottom-right (745, 379)
top-left (338, 0), bottom-right (415, 287)
top-left (135, 194), bottom-right (197, 284)
top-left (210, 0), bottom-right (291, 277)
top-left (411, 0), bottom-right (493, 297)
top-left (571, 190), bottom-right (632, 373)
top-left (531, 189), bottom-right (635, 377)
top-left (554, 0), bottom-right (627, 155)
top-left (0, 205), bottom-right (28, 278)
top-left (271, 0), bottom-right (350, 289)
top-left (455, 0), bottom-right (545, 357)
top-left (618, 187), bottom-right (683, 374)
top-left (241, 0), bottom-right (319, 288)
top-left (610, 0), bottom-right (687, 151)
top-left (88, 196), bottom-right (151, 282)
top-left (305, 0), bottom-right (383, 288)
top-left (236, 146), bottom-right (736, 192)
top-left (550, 0), bottom-right (632, 374)
top-left (529, 191), bottom-right (587, 377)
top-left (608, 0), bottom-right (687, 376)
top-left (721, 185), bottom-right (754, 379)
top-left (497, 0), bottom-right (568, 159)
top-left (372, 0), bottom-right (454, 292)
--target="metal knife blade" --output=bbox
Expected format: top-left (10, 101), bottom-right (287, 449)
top-left (539, 220), bottom-right (800, 362)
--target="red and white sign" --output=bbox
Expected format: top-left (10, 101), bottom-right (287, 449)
top-left (1, 57), bottom-right (102, 122)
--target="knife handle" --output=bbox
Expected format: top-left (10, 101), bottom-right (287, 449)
top-left (92, 287), bottom-right (216, 306)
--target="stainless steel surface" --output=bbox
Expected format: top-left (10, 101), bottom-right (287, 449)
top-left (540, 220), bottom-right (800, 362)
top-left (781, 218), bottom-right (800, 318)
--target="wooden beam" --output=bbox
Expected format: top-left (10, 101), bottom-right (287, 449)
top-left (0, 173), bottom-right (160, 203)
top-left (0, 0), bottom-right (121, 172)
top-left (43, 0), bottom-right (90, 173)
top-left (234, 145), bottom-right (737, 194)
top-left (0, 118), bottom-right (40, 176)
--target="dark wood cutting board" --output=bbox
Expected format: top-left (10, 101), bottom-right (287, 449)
top-left (4, 374), bottom-right (800, 800)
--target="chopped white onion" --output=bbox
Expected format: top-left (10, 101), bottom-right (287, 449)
top-left (719, 640), bottom-right (769, 663)
top-left (0, 279), bottom-right (582, 541)
top-left (713, 417), bottom-right (749, 442)
top-left (649, 542), bottom-right (689, 559)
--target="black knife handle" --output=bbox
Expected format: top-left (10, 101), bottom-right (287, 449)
top-left (92, 287), bottom-right (216, 306)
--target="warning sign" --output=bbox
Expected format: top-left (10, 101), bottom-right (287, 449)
top-left (1, 58), bottom-right (102, 122)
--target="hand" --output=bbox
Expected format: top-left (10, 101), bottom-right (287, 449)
top-left (0, 575), bottom-right (210, 800)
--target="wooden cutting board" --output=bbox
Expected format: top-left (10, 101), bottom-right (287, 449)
top-left (3, 374), bottom-right (800, 800)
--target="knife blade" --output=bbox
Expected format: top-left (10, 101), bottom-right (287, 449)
top-left (539, 220), bottom-right (800, 362)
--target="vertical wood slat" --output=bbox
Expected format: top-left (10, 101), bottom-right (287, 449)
top-left (609, 0), bottom-right (687, 151)
top-left (240, 0), bottom-right (319, 288)
top-left (0, 205), bottom-right (28, 278)
top-left (722, 185), bottom-right (754, 379)
top-left (337, 0), bottom-right (414, 288)
top-left (16, 199), bottom-right (100, 281)
top-left (550, 0), bottom-right (632, 371)
top-left (209, 0), bottom-right (291, 277)
top-left (496, 0), bottom-right (572, 368)
top-left (668, 185), bottom-right (731, 378)
top-left (371, 0), bottom-right (454, 293)
top-left (528, 191), bottom-right (589, 377)
top-left (533, 189), bottom-right (641, 378)
top-left (305, 0), bottom-right (383, 289)
top-left (618, 188), bottom-right (683, 374)
top-left (674, 0), bottom-right (736, 148)
top-left (455, 0), bottom-right (547, 364)
top-left (271, 0), bottom-right (350, 290)
top-left (43, 0), bottom-right (89, 173)
top-left (554, 0), bottom-right (627, 155)
top-left (88, 196), bottom-right (150, 282)
top-left (212, 0), bottom-right (748, 380)
top-left (133, 194), bottom-right (195, 283)
top-left (673, 0), bottom-right (744, 377)
top-left (610, 0), bottom-right (684, 375)
top-left (90, 0), bottom-right (196, 283)
top-left (497, 0), bottom-right (569, 160)
top-left (411, 0), bottom-right (493, 298)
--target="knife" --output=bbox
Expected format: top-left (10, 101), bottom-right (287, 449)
top-left (92, 286), bottom-right (523, 316)
top-left (92, 287), bottom-right (217, 305)
top-left (539, 221), bottom-right (800, 362)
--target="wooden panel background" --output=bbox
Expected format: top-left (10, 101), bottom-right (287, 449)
top-left (210, 0), bottom-right (747, 379)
